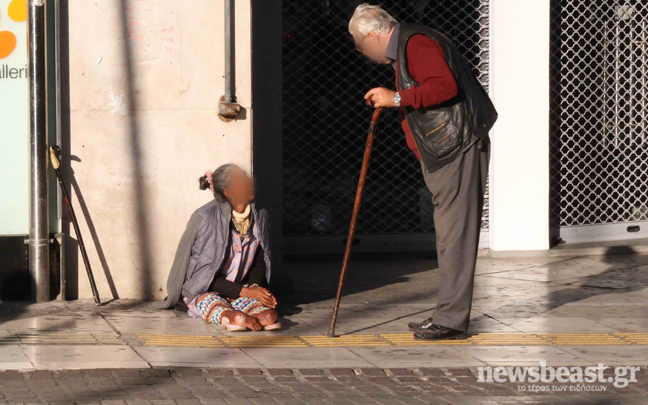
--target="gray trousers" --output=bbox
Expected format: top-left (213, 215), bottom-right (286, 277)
top-left (420, 141), bottom-right (490, 332)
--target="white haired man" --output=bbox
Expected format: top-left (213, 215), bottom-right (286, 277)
top-left (348, 4), bottom-right (498, 340)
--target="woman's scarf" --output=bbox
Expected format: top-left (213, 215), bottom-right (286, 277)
top-left (231, 204), bottom-right (252, 236)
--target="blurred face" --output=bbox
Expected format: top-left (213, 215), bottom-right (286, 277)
top-left (223, 167), bottom-right (255, 205)
top-left (353, 32), bottom-right (388, 63)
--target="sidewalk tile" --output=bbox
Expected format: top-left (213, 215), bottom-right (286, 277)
top-left (22, 345), bottom-right (148, 369)
top-left (347, 346), bottom-right (484, 368)
top-left (0, 346), bottom-right (33, 370)
top-left (103, 316), bottom-right (220, 335)
top-left (2, 315), bottom-right (113, 334)
top-left (474, 257), bottom-right (575, 275)
top-left (241, 347), bottom-right (372, 368)
top-left (132, 347), bottom-right (261, 368)
top-left (497, 317), bottom-right (620, 334)
top-left (596, 317), bottom-right (648, 333)
top-left (454, 345), bottom-right (591, 366)
top-left (559, 345), bottom-right (648, 365)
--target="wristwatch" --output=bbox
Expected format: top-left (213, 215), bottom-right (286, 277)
top-left (393, 91), bottom-right (401, 107)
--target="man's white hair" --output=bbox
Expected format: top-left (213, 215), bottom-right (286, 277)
top-left (348, 3), bottom-right (398, 37)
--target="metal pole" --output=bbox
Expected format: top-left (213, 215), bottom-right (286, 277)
top-left (224, 0), bottom-right (233, 103)
top-left (218, 0), bottom-right (240, 121)
top-left (28, 0), bottom-right (50, 302)
top-left (54, 0), bottom-right (62, 217)
top-left (54, 0), bottom-right (65, 299)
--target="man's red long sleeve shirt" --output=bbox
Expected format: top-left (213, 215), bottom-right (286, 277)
top-left (390, 32), bottom-right (458, 160)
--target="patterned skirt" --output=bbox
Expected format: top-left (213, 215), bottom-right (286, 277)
top-left (186, 292), bottom-right (271, 325)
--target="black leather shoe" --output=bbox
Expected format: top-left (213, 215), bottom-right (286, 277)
top-left (413, 324), bottom-right (466, 341)
top-left (408, 317), bottom-right (434, 332)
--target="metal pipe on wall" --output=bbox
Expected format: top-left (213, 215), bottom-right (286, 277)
top-left (54, 0), bottom-right (65, 299)
top-left (28, 0), bottom-right (50, 302)
top-left (218, 0), bottom-right (240, 121)
top-left (224, 0), bottom-right (233, 103)
top-left (54, 0), bottom-right (62, 217)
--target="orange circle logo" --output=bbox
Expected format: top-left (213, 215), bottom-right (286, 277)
top-left (0, 0), bottom-right (26, 59)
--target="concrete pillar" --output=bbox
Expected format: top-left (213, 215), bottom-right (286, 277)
top-left (489, 0), bottom-right (551, 251)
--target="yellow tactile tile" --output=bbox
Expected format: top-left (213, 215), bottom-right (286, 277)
top-left (467, 333), bottom-right (549, 345)
top-left (542, 333), bottom-right (631, 345)
top-left (139, 333), bottom-right (224, 348)
top-left (304, 335), bottom-right (389, 347)
top-left (0, 333), bottom-right (21, 345)
top-left (380, 333), bottom-right (472, 345)
top-left (130, 332), bottom-right (648, 349)
top-left (3, 331), bottom-right (124, 345)
top-left (19, 332), bottom-right (100, 345)
top-left (92, 333), bottom-right (126, 345)
top-left (219, 335), bottom-right (309, 348)
top-left (614, 333), bottom-right (648, 344)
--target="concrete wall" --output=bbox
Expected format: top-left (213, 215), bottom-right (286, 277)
top-left (488, 0), bottom-right (551, 251)
top-left (67, 0), bottom-right (252, 299)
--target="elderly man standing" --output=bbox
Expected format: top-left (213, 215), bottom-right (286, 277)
top-left (348, 4), bottom-right (497, 340)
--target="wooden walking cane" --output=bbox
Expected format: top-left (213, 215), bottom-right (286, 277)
top-left (327, 107), bottom-right (383, 338)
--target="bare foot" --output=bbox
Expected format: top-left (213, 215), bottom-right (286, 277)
top-left (253, 310), bottom-right (279, 327)
top-left (233, 312), bottom-right (262, 331)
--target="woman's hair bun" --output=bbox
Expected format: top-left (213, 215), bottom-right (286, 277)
top-left (198, 175), bottom-right (210, 191)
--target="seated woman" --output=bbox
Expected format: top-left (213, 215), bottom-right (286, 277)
top-left (156, 163), bottom-right (280, 331)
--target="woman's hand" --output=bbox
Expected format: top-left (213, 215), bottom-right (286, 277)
top-left (240, 285), bottom-right (277, 308)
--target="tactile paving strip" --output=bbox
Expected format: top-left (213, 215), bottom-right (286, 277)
top-left (543, 334), bottom-right (631, 346)
top-left (138, 333), bottom-right (224, 348)
top-left (219, 335), bottom-right (308, 348)
top-left (0, 332), bottom-right (126, 345)
top-left (613, 333), bottom-right (648, 345)
top-left (380, 334), bottom-right (472, 346)
top-left (465, 333), bottom-right (549, 346)
top-left (136, 332), bottom-right (648, 349)
top-left (0, 333), bottom-right (21, 345)
top-left (303, 335), bottom-right (389, 347)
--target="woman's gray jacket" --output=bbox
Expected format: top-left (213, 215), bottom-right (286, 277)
top-left (155, 200), bottom-right (272, 309)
